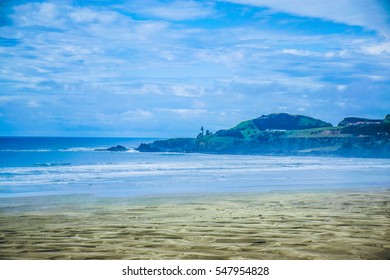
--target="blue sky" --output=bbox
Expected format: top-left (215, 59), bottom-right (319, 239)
top-left (1, 0), bottom-right (390, 137)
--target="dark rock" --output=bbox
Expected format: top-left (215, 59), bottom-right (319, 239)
top-left (95, 145), bottom-right (128, 152)
top-left (136, 143), bottom-right (161, 152)
top-left (136, 138), bottom-right (196, 153)
top-left (107, 145), bottom-right (128, 151)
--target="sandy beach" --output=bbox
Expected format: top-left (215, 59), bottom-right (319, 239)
top-left (0, 188), bottom-right (389, 260)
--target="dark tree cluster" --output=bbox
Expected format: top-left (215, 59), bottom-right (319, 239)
top-left (197, 126), bottom-right (212, 138)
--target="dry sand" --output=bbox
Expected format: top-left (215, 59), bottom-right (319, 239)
top-left (0, 189), bottom-right (389, 260)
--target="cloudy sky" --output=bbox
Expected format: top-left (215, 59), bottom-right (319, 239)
top-left (1, 0), bottom-right (390, 137)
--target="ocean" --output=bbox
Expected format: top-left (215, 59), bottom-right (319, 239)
top-left (1, 136), bottom-right (390, 198)
top-left (1, 137), bottom-right (390, 260)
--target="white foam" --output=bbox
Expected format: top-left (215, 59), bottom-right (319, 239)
top-left (59, 147), bottom-right (96, 152)
top-left (1, 155), bottom-right (389, 197)
top-left (0, 149), bottom-right (52, 152)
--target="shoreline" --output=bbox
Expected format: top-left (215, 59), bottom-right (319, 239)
top-left (1, 187), bottom-right (389, 260)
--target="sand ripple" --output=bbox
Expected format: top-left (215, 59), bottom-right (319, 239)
top-left (0, 190), bottom-right (389, 259)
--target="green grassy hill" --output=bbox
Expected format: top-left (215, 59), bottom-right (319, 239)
top-left (137, 113), bottom-right (390, 158)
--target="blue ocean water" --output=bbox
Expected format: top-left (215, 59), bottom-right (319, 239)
top-left (0, 137), bottom-right (157, 168)
top-left (1, 137), bottom-right (390, 198)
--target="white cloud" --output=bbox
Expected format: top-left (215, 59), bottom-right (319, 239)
top-left (324, 50), bottom-right (349, 58)
top-left (158, 108), bottom-right (207, 116)
top-left (128, 0), bottom-right (216, 21)
top-left (193, 100), bottom-right (206, 108)
top-left (11, 2), bottom-right (65, 28)
top-left (27, 100), bottom-right (40, 108)
top-left (281, 48), bottom-right (351, 59)
top-left (132, 84), bottom-right (206, 97)
top-left (11, 2), bottom-right (126, 28)
top-left (69, 8), bottom-right (118, 24)
top-left (0, 96), bottom-right (20, 105)
top-left (222, 0), bottom-right (390, 37)
top-left (171, 85), bottom-right (205, 97)
top-left (121, 109), bottom-right (153, 120)
top-left (2, 0), bottom-right (390, 136)
top-left (281, 49), bottom-right (319, 57)
top-left (138, 84), bottom-right (163, 95)
top-left (159, 50), bottom-right (176, 61)
top-left (366, 75), bottom-right (389, 81)
top-left (337, 85), bottom-right (347, 91)
top-left (195, 49), bottom-right (245, 66)
top-left (335, 101), bottom-right (347, 108)
top-left (362, 42), bottom-right (390, 55)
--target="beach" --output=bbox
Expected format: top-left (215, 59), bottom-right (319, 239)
top-left (1, 139), bottom-right (389, 260)
top-left (1, 188), bottom-right (389, 260)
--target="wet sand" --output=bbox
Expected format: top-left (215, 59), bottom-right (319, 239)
top-left (0, 189), bottom-right (389, 260)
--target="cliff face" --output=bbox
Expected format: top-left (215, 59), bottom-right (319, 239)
top-left (137, 113), bottom-right (390, 158)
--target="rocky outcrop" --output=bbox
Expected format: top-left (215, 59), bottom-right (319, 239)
top-left (136, 113), bottom-right (390, 158)
top-left (95, 145), bottom-right (128, 152)
top-left (137, 138), bottom-right (196, 153)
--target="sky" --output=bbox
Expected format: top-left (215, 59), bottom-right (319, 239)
top-left (0, 0), bottom-right (390, 137)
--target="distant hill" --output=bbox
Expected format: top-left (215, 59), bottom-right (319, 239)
top-left (137, 113), bottom-right (390, 158)
top-left (338, 117), bottom-right (382, 127)
top-left (240, 113), bottom-right (332, 131)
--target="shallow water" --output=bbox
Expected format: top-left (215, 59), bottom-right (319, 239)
top-left (1, 140), bottom-right (390, 198)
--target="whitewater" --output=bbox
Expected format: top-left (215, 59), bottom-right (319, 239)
top-left (1, 137), bottom-right (389, 198)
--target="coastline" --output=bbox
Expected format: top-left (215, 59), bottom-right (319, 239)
top-left (1, 187), bottom-right (389, 260)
